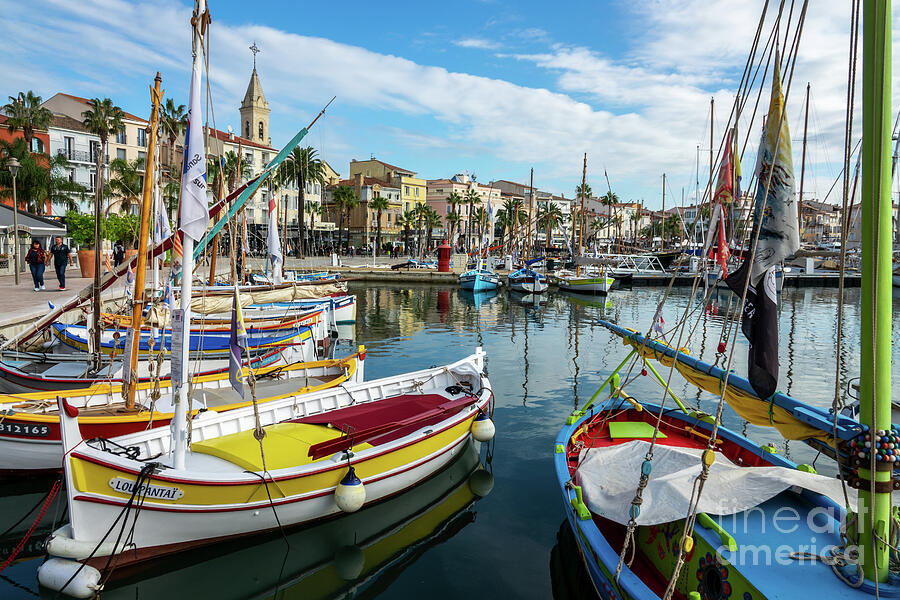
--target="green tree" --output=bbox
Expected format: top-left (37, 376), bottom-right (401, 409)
top-left (159, 98), bottom-right (187, 183)
top-left (495, 208), bottom-right (510, 250)
top-left (538, 201), bottom-right (565, 250)
top-left (414, 202), bottom-right (429, 257)
top-left (331, 185), bottom-right (355, 249)
top-left (82, 98), bottom-right (125, 222)
top-left (472, 206), bottom-right (488, 250)
top-left (0, 138), bottom-right (84, 214)
top-left (3, 91), bottom-right (52, 154)
top-left (423, 206), bottom-right (442, 251)
top-left (306, 200), bottom-right (322, 251)
top-left (222, 150), bottom-right (249, 194)
top-left (576, 183), bottom-right (592, 200)
top-left (399, 209), bottom-right (416, 255)
top-left (370, 194), bottom-right (390, 254)
top-left (281, 146), bottom-right (326, 257)
top-left (445, 191), bottom-right (463, 243)
top-left (444, 211), bottom-right (461, 248)
top-left (464, 189), bottom-right (481, 250)
top-left (107, 157), bottom-right (146, 215)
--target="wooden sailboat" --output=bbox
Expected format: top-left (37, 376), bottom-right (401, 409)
top-left (555, 154), bottom-right (616, 295)
top-left (38, 349), bottom-right (491, 596)
top-left (553, 4), bottom-right (896, 597)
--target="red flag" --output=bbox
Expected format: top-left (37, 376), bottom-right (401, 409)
top-left (716, 206), bottom-right (730, 277)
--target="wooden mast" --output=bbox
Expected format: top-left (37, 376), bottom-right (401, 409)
top-left (125, 73), bottom-right (164, 409)
top-left (527, 168), bottom-right (534, 260)
top-left (798, 82), bottom-right (810, 241)
top-left (577, 153), bottom-right (586, 276)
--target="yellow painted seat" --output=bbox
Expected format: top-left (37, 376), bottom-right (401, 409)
top-left (190, 422), bottom-right (372, 471)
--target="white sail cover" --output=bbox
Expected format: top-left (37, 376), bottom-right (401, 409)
top-left (179, 38), bottom-right (209, 242)
top-left (575, 440), bottom-right (856, 526)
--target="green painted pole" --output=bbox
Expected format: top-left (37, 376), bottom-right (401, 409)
top-left (583, 349), bottom-right (637, 411)
top-left (642, 360), bottom-right (689, 414)
top-left (859, 0), bottom-right (892, 583)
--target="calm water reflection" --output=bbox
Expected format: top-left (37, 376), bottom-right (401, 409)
top-left (1, 282), bottom-right (898, 599)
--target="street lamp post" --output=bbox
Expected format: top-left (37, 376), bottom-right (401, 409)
top-left (7, 157), bottom-right (20, 285)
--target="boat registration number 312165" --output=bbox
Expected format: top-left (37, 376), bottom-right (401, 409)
top-left (0, 422), bottom-right (51, 437)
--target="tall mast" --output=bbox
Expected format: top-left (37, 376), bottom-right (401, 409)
top-left (858, 0), bottom-right (892, 583)
top-left (577, 153), bottom-right (586, 276)
top-left (125, 74), bottom-right (163, 410)
top-left (709, 96), bottom-right (714, 204)
top-left (661, 173), bottom-right (666, 250)
top-left (173, 0), bottom-right (207, 469)
top-left (527, 168), bottom-right (534, 260)
top-left (799, 83), bottom-right (810, 241)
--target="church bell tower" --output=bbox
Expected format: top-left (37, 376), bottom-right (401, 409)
top-left (239, 42), bottom-right (271, 146)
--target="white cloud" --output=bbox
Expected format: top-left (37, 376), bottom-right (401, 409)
top-left (454, 38), bottom-right (502, 50)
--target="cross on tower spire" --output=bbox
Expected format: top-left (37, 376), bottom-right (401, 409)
top-left (249, 41), bottom-right (260, 69)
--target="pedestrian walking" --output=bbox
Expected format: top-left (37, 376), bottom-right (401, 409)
top-left (113, 241), bottom-right (125, 267)
top-left (24, 240), bottom-right (47, 291)
top-left (49, 236), bottom-right (73, 290)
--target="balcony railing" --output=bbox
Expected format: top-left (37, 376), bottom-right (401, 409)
top-left (57, 149), bottom-right (108, 165)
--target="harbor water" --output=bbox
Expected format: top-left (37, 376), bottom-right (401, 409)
top-left (1, 282), bottom-right (899, 599)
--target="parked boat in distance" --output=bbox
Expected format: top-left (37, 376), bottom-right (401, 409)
top-left (507, 268), bottom-right (548, 294)
top-left (459, 267), bottom-right (501, 292)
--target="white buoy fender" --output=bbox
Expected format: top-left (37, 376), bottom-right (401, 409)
top-left (335, 466), bottom-right (366, 512)
top-left (334, 545), bottom-right (366, 581)
top-left (37, 558), bottom-right (102, 599)
top-left (470, 412), bottom-right (495, 442)
top-left (45, 524), bottom-right (128, 559)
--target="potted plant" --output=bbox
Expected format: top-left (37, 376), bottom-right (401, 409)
top-left (67, 210), bottom-right (105, 278)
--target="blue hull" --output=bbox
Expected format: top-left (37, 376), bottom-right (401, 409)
top-left (459, 272), bottom-right (500, 291)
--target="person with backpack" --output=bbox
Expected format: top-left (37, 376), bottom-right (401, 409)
top-left (24, 240), bottom-right (48, 291)
top-left (113, 241), bottom-right (125, 267)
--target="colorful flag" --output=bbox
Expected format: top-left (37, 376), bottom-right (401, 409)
top-left (748, 54), bottom-right (799, 283)
top-left (652, 303), bottom-right (666, 339)
top-left (725, 259), bottom-right (779, 399)
top-left (716, 205), bottom-right (730, 277)
top-left (153, 135), bottom-right (171, 245)
top-left (125, 264), bottom-right (135, 298)
top-left (179, 35), bottom-right (209, 242)
top-left (266, 190), bottom-right (283, 285)
top-left (228, 288), bottom-right (248, 396)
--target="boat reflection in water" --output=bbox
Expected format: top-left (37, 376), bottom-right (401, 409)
top-left (508, 290), bottom-right (547, 308)
top-left (549, 520), bottom-right (598, 600)
top-left (458, 288), bottom-right (499, 309)
top-left (92, 440), bottom-right (493, 600)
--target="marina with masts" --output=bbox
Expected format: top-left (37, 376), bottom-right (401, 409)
top-left (0, 0), bottom-right (898, 598)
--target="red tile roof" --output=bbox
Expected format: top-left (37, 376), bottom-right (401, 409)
top-left (59, 93), bottom-right (148, 123)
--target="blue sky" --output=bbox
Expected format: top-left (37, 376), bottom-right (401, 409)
top-left (2, 0), bottom-right (892, 208)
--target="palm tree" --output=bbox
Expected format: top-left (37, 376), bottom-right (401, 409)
top-left (472, 206), bottom-right (488, 251)
top-left (282, 146), bottom-right (326, 257)
top-left (464, 189), bottom-right (481, 250)
top-left (370, 194), bottom-right (390, 255)
top-left (82, 98), bottom-right (124, 231)
top-left (539, 201), bottom-right (565, 251)
top-left (343, 191), bottom-right (360, 252)
top-left (424, 207), bottom-right (442, 251)
top-left (0, 138), bottom-right (84, 214)
top-left (107, 157), bottom-right (146, 215)
top-left (495, 208), bottom-right (509, 250)
top-left (500, 197), bottom-right (522, 253)
top-left (414, 202), bottom-right (429, 258)
top-left (575, 183), bottom-right (592, 200)
top-left (159, 98), bottom-right (187, 180)
top-left (445, 211), bottom-right (461, 248)
top-left (306, 200), bottom-right (322, 252)
top-left (3, 91), bottom-right (52, 154)
top-left (400, 209), bottom-right (416, 255)
top-left (445, 191), bottom-right (463, 244)
top-left (221, 150), bottom-right (249, 194)
top-left (331, 185), bottom-right (354, 250)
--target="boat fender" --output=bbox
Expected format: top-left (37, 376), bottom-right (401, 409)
top-left (334, 545), bottom-right (365, 581)
top-left (468, 467), bottom-right (495, 497)
top-left (470, 412), bottom-right (495, 442)
top-left (45, 525), bottom-right (130, 559)
top-left (335, 466), bottom-right (366, 512)
top-left (37, 558), bottom-right (102, 599)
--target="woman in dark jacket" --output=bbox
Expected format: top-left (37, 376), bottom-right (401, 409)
top-left (24, 240), bottom-right (48, 291)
